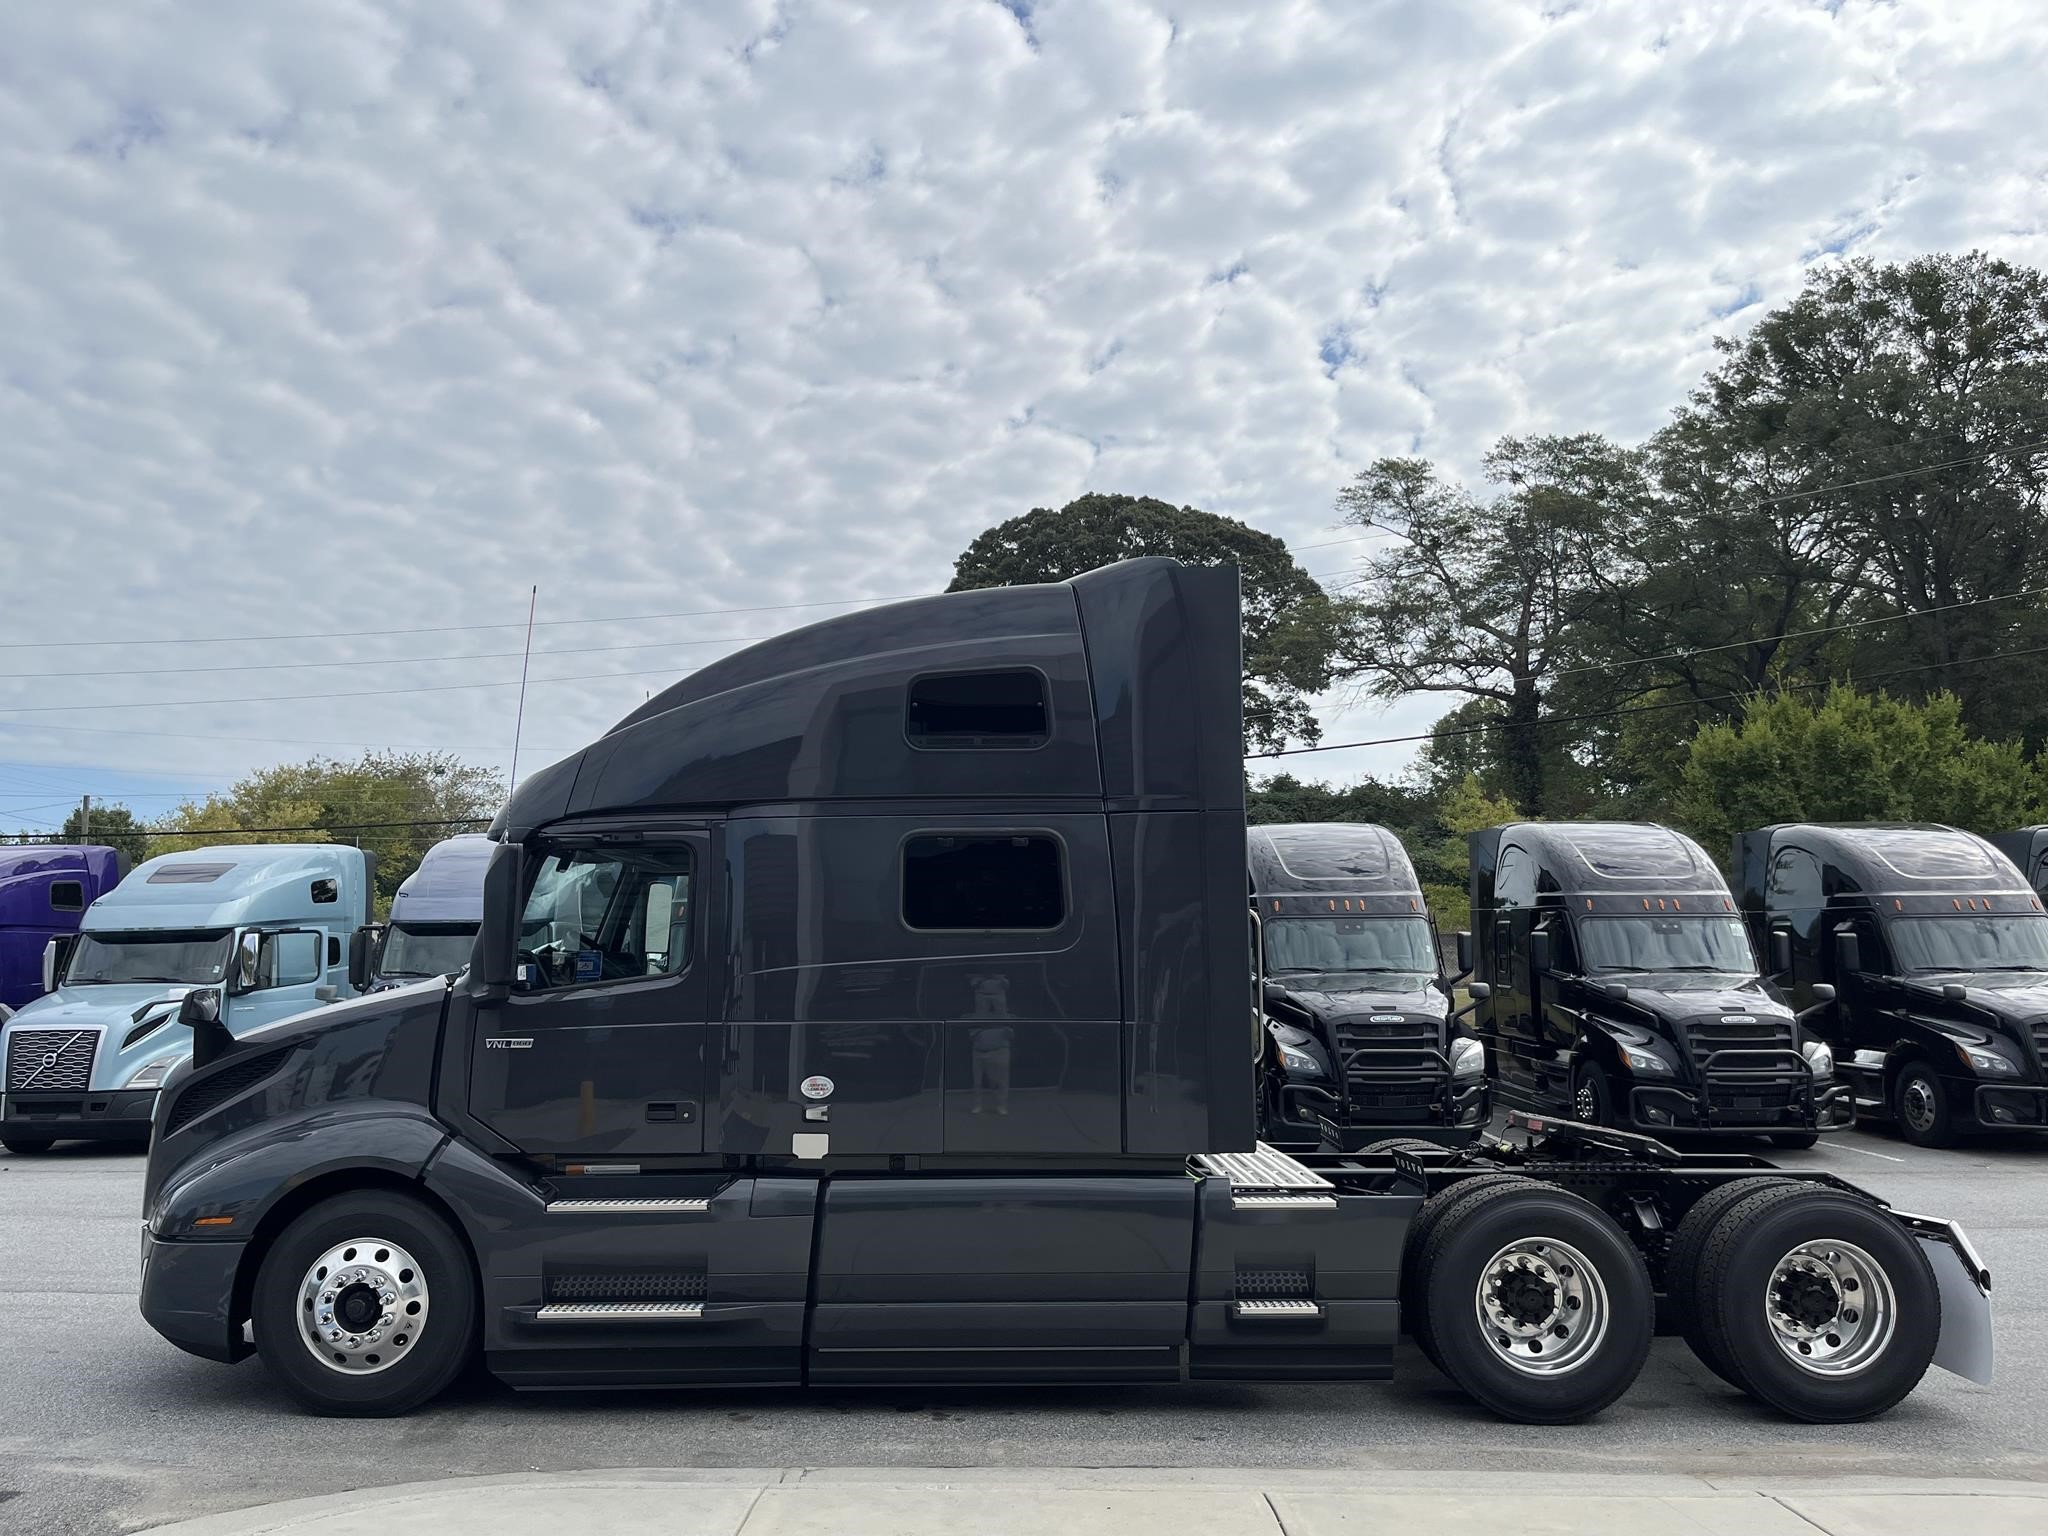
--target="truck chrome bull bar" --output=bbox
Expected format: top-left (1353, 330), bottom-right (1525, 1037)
top-left (1626, 1046), bottom-right (1852, 1132)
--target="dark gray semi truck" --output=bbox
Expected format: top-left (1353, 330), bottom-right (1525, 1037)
top-left (137, 560), bottom-right (1989, 1426)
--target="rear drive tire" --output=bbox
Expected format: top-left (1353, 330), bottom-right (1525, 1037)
top-left (1416, 1181), bottom-right (1654, 1423)
top-left (1893, 1063), bottom-right (1955, 1149)
top-left (1400, 1173), bottom-right (1529, 1371)
top-left (1769, 1132), bottom-right (1821, 1151)
top-left (1571, 1062), bottom-right (1615, 1127)
top-left (1694, 1184), bottom-right (1939, 1422)
top-left (1, 1137), bottom-right (57, 1155)
top-left (1664, 1176), bottom-right (1796, 1388)
top-left (252, 1190), bottom-right (477, 1417)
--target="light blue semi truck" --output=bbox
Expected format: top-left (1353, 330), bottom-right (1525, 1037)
top-left (352, 833), bottom-right (491, 991)
top-left (0, 843), bottom-right (374, 1154)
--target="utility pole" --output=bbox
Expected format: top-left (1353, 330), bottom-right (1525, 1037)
top-left (80, 794), bottom-right (91, 847)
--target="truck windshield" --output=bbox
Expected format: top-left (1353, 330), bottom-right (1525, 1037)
top-left (65, 929), bottom-right (233, 985)
top-left (378, 923), bottom-right (478, 979)
top-left (1887, 915), bottom-right (2048, 973)
top-left (1264, 916), bottom-right (1436, 975)
top-left (1578, 915), bottom-right (1754, 975)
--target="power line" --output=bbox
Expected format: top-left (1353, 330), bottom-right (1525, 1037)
top-left (0, 815), bottom-right (493, 843)
top-left (1756, 438), bottom-right (2048, 504)
top-left (0, 664), bottom-right (691, 716)
top-left (1247, 638), bottom-right (2048, 759)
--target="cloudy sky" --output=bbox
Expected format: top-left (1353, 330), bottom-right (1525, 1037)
top-left (3, 0), bottom-right (2046, 833)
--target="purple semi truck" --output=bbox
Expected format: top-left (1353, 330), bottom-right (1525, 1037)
top-left (0, 846), bottom-right (126, 1021)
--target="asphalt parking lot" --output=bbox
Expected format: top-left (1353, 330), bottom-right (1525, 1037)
top-left (2, 1124), bottom-right (2044, 1536)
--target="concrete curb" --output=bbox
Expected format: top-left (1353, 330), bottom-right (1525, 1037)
top-left (136, 1468), bottom-right (2048, 1535)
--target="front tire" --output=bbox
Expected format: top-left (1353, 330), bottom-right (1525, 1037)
top-left (1571, 1061), bottom-right (1615, 1127)
top-left (1414, 1181), bottom-right (1653, 1423)
top-left (1, 1137), bottom-right (56, 1155)
top-left (1693, 1185), bottom-right (1939, 1422)
top-left (252, 1190), bottom-right (477, 1417)
top-left (1893, 1063), bottom-right (1955, 1148)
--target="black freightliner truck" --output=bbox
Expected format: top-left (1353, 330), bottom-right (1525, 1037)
top-left (138, 560), bottom-right (1988, 1424)
top-left (1743, 823), bottom-right (2048, 1146)
top-left (1469, 822), bottom-right (1852, 1147)
top-left (1249, 823), bottom-right (1488, 1149)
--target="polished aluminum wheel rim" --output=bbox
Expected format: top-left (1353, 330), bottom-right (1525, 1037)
top-left (1476, 1236), bottom-right (1609, 1376)
top-left (296, 1236), bottom-right (429, 1376)
top-left (1901, 1076), bottom-right (1938, 1136)
top-left (1764, 1239), bottom-right (1896, 1377)
top-left (1575, 1081), bottom-right (1598, 1121)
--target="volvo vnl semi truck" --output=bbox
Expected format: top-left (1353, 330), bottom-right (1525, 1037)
top-left (136, 561), bottom-right (1987, 1426)
top-left (352, 833), bottom-right (491, 992)
top-left (1468, 822), bottom-right (1849, 1147)
top-left (1249, 823), bottom-right (1487, 1148)
top-left (1742, 822), bottom-right (2048, 1146)
top-left (0, 844), bottom-right (124, 1020)
top-left (1, 843), bottom-right (373, 1152)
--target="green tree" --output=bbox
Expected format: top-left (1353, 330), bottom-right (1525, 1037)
top-left (1675, 686), bottom-right (2043, 862)
top-left (948, 492), bottom-right (1345, 752)
top-left (154, 751), bottom-right (504, 916)
top-left (1335, 435), bottom-right (1654, 813)
top-left (1245, 772), bottom-right (1423, 827)
top-left (57, 802), bottom-right (152, 865)
top-left (1410, 774), bottom-right (1522, 932)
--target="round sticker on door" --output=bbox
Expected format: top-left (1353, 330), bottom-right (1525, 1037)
top-left (800, 1075), bottom-right (835, 1100)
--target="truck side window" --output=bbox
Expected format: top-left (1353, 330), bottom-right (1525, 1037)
top-left (49, 879), bottom-right (85, 912)
top-left (903, 833), bottom-right (1064, 930)
top-left (518, 845), bottom-right (692, 989)
top-left (1495, 846), bottom-right (1536, 908)
top-left (905, 670), bottom-right (1049, 748)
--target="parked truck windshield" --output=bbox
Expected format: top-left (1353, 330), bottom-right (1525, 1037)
top-left (1888, 914), bottom-right (2048, 973)
top-left (377, 924), bottom-right (477, 980)
top-left (1264, 915), bottom-right (1435, 975)
top-left (1577, 914), bottom-right (1754, 975)
top-left (65, 929), bottom-right (233, 985)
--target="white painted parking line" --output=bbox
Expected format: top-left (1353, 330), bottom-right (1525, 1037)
top-left (1830, 1140), bottom-right (1907, 1163)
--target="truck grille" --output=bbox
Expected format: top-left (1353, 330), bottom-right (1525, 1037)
top-left (2029, 1017), bottom-right (2048, 1070)
top-left (6, 1029), bottom-right (99, 1092)
top-left (1683, 1015), bottom-right (1794, 1069)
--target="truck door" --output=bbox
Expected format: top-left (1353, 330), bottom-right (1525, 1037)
top-left (468, 831), bottom-right (712, 1156)
top-left (223, 929), bottom-right (327, 1035)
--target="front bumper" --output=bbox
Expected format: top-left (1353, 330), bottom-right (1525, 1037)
top-left (1273, 1073), bottom-right (1490, 1150)
top-left (1969, 1082), bottom-right (2048, 1131)
top-left (140, 1227), bottom-right (252, 1363)
top-left (1, 1088), bottom-right (155, 1143)
top-left (1625, 1078), bottom-right (1854, 1136)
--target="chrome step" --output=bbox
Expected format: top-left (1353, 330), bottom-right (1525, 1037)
top-left (1233, 1298), bottom-right (1324, 1318)
top-left (544, 1197), bottom-right (711, 1214)
top-left (533, 1301), bottom-right (705, 1322)
top-left (1231, 1192), bottom-right (1338, 1210)
top-left (1196, 1142), bottom-right (1335, 1193)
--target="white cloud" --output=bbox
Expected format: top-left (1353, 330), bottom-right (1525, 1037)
top-left (2, 0), bottom-right (2046, 821)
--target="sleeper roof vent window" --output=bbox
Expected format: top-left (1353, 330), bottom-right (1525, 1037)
top-left (906, 670), bottom-right (1048, 749)
top-left (147, 862), bottom-right (236, 885)
top-left (1269, 828), bottom-right (1391, 882)
top-left (1562, 826), bottom-right (1701, 880)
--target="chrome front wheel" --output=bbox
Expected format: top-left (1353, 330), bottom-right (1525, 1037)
top-left (296, 1236), bottom-right (431, 1376)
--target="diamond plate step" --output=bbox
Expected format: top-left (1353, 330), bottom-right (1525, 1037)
top-left (1232, 1298), bottom-right (1325, 1318)
top-left (544, 1197), bottom-right (712, 1214)
top-left (533, 1301), bottom-right (705, 1321)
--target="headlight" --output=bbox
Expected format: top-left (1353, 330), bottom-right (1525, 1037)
top-left (1801, 1040), bottom-right (1834, 1079)
top-left (1958, 1042), bottom-right (2021, 1077)
top-left (1450, 1036), bottom-right (1485, 1079)
top-left (1619, 1044), bottom-right (1675, 1075)
top-left (1277, 1046), bottom-right (1326, 1077)
top-left (123, 1056), bottom-right (181, 1090)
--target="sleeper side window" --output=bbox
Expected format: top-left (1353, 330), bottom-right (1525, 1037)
top-left (903, 833), bottom-right (1064, 930)
top-left (49, 880), bottom-right (85, 912)
top-left (905, 669), bottom-right (1049, 748)
top-left (516, 845), bottom-right (693, 989)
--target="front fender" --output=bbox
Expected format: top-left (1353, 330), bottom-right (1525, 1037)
top-left (147, 1101), bottom-right (450, 1240)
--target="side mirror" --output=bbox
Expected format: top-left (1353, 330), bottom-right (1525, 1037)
top-left (1833, 930), bottom-right (1863, 976)
top-left (1810, 982), bottom-right (1836, 1004)
top-left (348, 926), bottom-right (379, 993)
top-left (1467, 981), bottom-right (1492, 1001)
top-left (1942, 982), bottom-right (1968, 1002)
top-left (1528, 929), bottom-right (1554, 975)
top-left (41, 938), bottom-right (58, 995)
top-left (228, 930), bottom-right (263, 995)
top-left (177, 987), bottom-right (235, 1070)
top-left (1455, 930), bottom-right (1472, 975)
top-left (473, 840), bottom-right (526, 1000)
top-left (1600, 980), bottom-right (1630, 1002)
top-left (1769, 929), bottom-right (1792, 977)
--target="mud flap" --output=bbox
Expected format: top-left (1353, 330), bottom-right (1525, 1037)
top-left (1904, 1217), bottom-right (1993, 1385)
